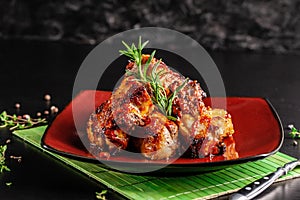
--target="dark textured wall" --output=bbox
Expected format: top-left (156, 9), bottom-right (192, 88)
top-left (1, 0), bottom-right (300, 53)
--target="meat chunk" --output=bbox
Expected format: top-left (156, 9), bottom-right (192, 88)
top-left (111, 76), bottom-right (154, 134)
top-left (87, 73), bottom-right (179, 159)
top-left (140, 111), bottom-right (178, 160)
top-left (181, 108), bottom-right (235, 158)
top-left (86, 99), bottom-right (129, 155)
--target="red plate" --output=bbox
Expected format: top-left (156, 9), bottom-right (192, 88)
top-left (41, 90), bottom-right (283, 173)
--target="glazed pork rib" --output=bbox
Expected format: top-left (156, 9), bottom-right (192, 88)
top-left (111, 72), bottom-right (179, 160)
top-left (87, 54), bottom-right (237, 160)
top-left (88, 72), bottom-right (179, 160)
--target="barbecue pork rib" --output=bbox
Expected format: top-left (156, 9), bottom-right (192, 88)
top-left (87, 55), bottom-right (237, 160)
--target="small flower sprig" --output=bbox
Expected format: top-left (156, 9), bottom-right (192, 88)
top-left (288, 124), bottom-right (300, 146)
top-left (0, 111), bottom-right (47, 131)
top-left (0, 144), bottom-right (10, 173)
top-left (96, 190), bottom-right (107, 200)
top-left (288, 124), bottom-right (300, 139)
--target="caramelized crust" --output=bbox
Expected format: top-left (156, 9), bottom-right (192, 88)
top-left (86, 99), bottom-right (129, 154)
top-left (140, 111), bottom-right (178, 160)
top-left (111, 77), bottom-right (154, 133)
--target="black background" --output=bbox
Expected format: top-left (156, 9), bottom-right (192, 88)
top-left (1, 0), bottom-right (300, 54)
top-left (1, 1), bottom-right (300, 199)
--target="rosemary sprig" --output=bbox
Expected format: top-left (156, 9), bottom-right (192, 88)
top-left (0, 111), bottom-right (47, 131)
top-left (119, 37), bottom-right (152, 82)
top-left (119, 37), bottom-right (187, 120)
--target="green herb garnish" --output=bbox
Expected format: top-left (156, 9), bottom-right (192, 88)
top-left (96, 190), bottom-right (107, 200)
top-left (5, 182), bottom-right (12, 186)
top-left (0, 111), bottom-right (46, 131)
top-left (289, 124), bottom-right (300, 139)
top-left (119, 37), bottom-right (155, 82)
top-left (0, 144), bottom-right (10, 173)
top-left (119, 37), bottom-right (187, 120)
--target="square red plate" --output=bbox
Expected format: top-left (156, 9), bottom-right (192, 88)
top-left (41, 90), bottom-right (283, 173)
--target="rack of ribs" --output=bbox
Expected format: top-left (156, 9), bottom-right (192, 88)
top-left (87, 55), bottom-right (237, 160)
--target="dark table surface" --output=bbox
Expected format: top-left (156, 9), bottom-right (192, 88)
top-left (0, 39), bottom-right (300, 200)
